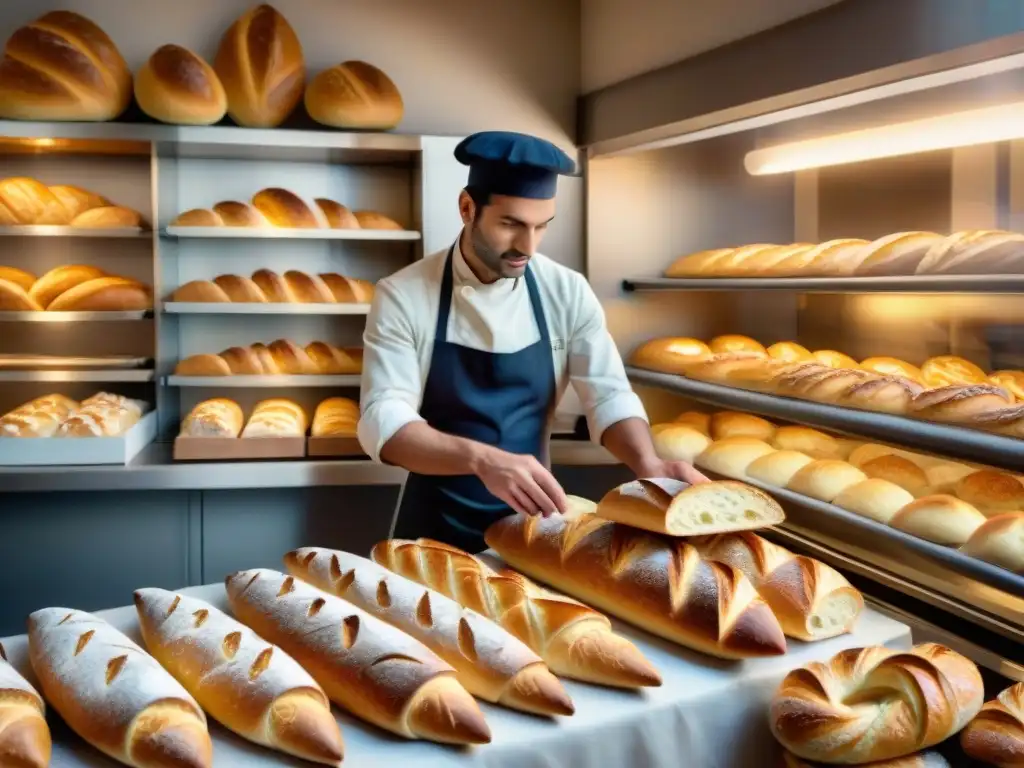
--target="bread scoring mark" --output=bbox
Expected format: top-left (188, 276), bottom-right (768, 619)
top-left (457, 618), bottom-right (478, 663)
top-left (341, 615), bottom-right (359, 649)
top-left (302, 550), bottom-right (317, 568)
top-left (167, 595), bottom-right (181, 617)
top-left (105, 654), bottom-right (127, 685)
top-left (59, 612), bottom-right (75, 625)
top-left (192, 609), bottom-right (209, 628)
top-left (416, 593), bottom-right (433, 628)
top-left (308, 597), bottom-right (325, 617)
top-left (74, 629), bottom-right (95, 656)
top-left (278, 576), bottom-right (295, 597)
top-left (249, 647), bottom-right (273, 680)
top-left (222, 631), bottom-right (241, 659)
top-left (338, 569), bottom-right (356, 593)
top-left (243, 571), bottom-right (261, 593)
top-left (376, 580), bottom-right (392, 608)
top-left (329, 553), bottom-right (342, 581)
top-left (370, 653), bottom-right (422, 667)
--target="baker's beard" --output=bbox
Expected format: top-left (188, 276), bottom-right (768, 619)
top-left (470, 224), bottom-right (530, 279)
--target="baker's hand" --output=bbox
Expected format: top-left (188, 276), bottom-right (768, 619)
top-left (634, 458), bottom-right (710, 485)
top-left (473, 447), bottom-right (568, 517)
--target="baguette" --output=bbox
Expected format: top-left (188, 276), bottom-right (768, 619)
top-left (371, 538), bottom-right (661, 688)
top-left (134, 588), bottom-right (344, 765)
top-left (284, 548), bottom-right (574, 716)
top-left (960, 682), bottom-right (1024, 766)
top-left (910, 385), bottom-right (1014, 422)
top-left (663, 247), bottom-right (735, 277)
top-left (224, 568), bottom-right (491, 744)
top-left (180, 398), bottom-right (244, 438)
top-left (28, 608), bottom-right (212, 768)
top-left (688, 532), bottom-right (863, 641)
top-left (484, 512), bottom-right (787, 659)
top-left (593, 477), bottom-right (784, 536)
top-left (0, 642), bottom-right (51, 768)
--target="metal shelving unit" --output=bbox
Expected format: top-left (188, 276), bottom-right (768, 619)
top-left (622, 275), bottom-right (1024, 293)
top-left (162, 226), bottom-right (421, 241)
top-left (0, 311), bottom-right (151, 322)
top-left (165, 375), bottom-right (361, 388)
top-left (0, 225), bottom-right (148, 238)
top-left (0, 370), bottom-right (154, 383)
top-left (163, 302), bottom-right (370, 315)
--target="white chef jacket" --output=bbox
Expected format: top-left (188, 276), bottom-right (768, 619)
top-left (357, 238), bottom-right (648, 462)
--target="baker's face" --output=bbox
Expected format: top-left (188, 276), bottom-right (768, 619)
top-left (460, 192), bottom-right (556, 279)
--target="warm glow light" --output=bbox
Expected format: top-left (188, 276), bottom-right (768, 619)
top-left (28, 138), bottom-right (57, 147)
top-left (744, 101), bottom-right (1024, 175)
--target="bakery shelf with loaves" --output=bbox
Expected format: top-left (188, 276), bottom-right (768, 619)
top-left (0, 177), bottom-right (146, 232)
top-left (166, 269), bottom-right (375, 314)
top-left (0, 263), bottom-right (152, 314)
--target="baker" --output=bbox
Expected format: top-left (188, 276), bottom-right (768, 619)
top-left (358, 130), bottom-right (708, 552)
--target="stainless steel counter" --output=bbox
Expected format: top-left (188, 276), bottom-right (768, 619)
top-left (0, 440), bottom-right (619, 493)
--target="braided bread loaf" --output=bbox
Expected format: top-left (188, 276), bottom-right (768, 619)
top-left (172, 270), bottom-right (374, 304)
top-left (370, 536), bottom-right (661, 688)
top-left (770, 643), bottom-right (984, 764)
top-left (484, 511), bottom-right (788, 659)
top-left (175, 339), bottom-right (362, 376)
top-left (961, 682), bottom-right (1024, 767)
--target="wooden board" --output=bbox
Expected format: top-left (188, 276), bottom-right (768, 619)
top-left (307, 434), bottom-right (365, 457)
top-left (173, 435), bottom-right (305, 461)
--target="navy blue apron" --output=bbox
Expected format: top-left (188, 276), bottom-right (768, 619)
top-left (391, 241), bottom-right (557, 553)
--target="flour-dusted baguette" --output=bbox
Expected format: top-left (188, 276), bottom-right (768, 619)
top-left (284, 548), bottom-right (574, 716)
top-left (960, 682), bottom-right (1024, 766)
top-left (134, 588), bottom-right (343, 765)
top-left (225, 568), bottom-right (490, 744)
top-left (28, 608), bottom-right (212, 768)
top-left (56, 392), bottom-right (143, 437)
top-left (687, 532), bottom-right (863, 641)
top-left (484, 513), bottom-right (787, 659)
top-left (371, 538), bottom-right (661, 688)
top-left (593, 478), bottom-right (785, 536)
top-left (0, 642), bottom-right (51, 768)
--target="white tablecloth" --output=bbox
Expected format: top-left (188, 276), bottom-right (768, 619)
top-left (1, 583), bottom-right (910, 768)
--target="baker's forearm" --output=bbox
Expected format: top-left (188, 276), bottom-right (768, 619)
top-left (600, 417), bottom-right (661, 475)
top-left (380, 421), bottom-right (493, 476)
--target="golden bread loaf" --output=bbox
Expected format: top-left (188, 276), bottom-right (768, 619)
top-left (175, 339), bottom-right (362, 377)
top-left (990, 370), bottom-right (1024, 401)
top-left (0, 266), bottom-right (36, 291)
top-left (215, 274), bottom-right (267, 301)
top-left (663, 247), bottom-right (735, 277)
top-left (28, 264), bottom-right (105, 307)
top-left (0, 278), bottom-right (43, 310)
top-left (0, 177), bottom-right (69, 224)
top-left (214, 4), bottom-right (305, 127)
top-left (56, 392), bottom-right (142, 437)
top-left (954, 470), bottom-right (1024, 515)
top-left (354, 210), bottom-right (403, 230)
top-left (134, 588), bottom-right (343, 765)
top-left (859, 356), bottom-right (925, 384)
top-left (960, 513), bottom-right (1024, 572)
top-left (311, 397), bottom-right (359, 437)
top-left (315, 198), bottom-right (360, 229)
top-left (889, 495), bottom-right (987, 545)
top-left (252, 188), bottom-right (325, 228)
top-left (708, 334), bottom-right (766, 356)
top-left (629, 337), bottom-right (710, 372)
top-left (70, 205), bottom-right (142, 228)
top-left (858, 454), bottom-right (930, 497)
top-left (695, 437), bottom-right (776, 478)
top-left (49, 185), bottom-right (107, 220)
top-left (135, 45), bottom-right (227, 125)
top-left (306, 61), bottom-right (404, 130)
top-left (241, 398), bottom-right (308, 438)
top-left (170, 208), bottom-right (224, 227)
top-left (767, 341), bottom-right (813, 362)
top-left (0, 641), bottom-right (51, 768)
top-left (787, 460), bottom-right (868, 502)
top-left (46, 277), bottom-right (151, 311)
top-left (0, 11), bottom-right (132, 121)
top-left (832, 479), bottom-right (915, 524)
top-left (0, 394), bottom-right (80, 438)
top-left (709, 411), bottom-right (775, 441)
top-left (853, 231), bottom-right (944, 276)
top-left (921, 355), bottom-right (988, 388)
top-left (180, 398), bottom-right (244, 438)
top-left (745, 450), bottom-right (815, 487)
top-left (960, 682), bottom-right (1024, 766)
top-left (674, 410), bottom-right (712, 434)
top-left (225, 568), bottom-right (491, 744)
top-left (652, 423), bottom-right (712, 463)
top-left (213, 201), bottom-right (268, 227)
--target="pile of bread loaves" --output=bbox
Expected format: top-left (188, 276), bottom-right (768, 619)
top-left (0, 177), bottom-right (144, 229)
top-left (175, 339), bottom-right (362, 377)
top-left (770, 643), bottom-right (1022, 766)
top-left (169, 186), bottom-right (405, 232)
top-left (664, 230), bottom-right (1024, 277)
top-left (0, 7), bottom-right (404, 130)
top-left (0, 264), bottom-right (152, 312)
top-left (173, 269), bottom-right (375, 305)
top-left (654, 410), bottom-right (1024, 574)
top-left (180, 396), bottom-right (358, 439)
top-left (0, 393), bottom-right (144, 438)
top-left (631, 334), bottom-right (1024, 438)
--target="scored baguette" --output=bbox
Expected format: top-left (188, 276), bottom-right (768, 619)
top-left (371, 537), bottom-right (661, 688)
top-left (225, 568), bottom-right (490, 745)
top-left (284, 547), bottom-right (574, 716)
top-left (134, 588), bottom-right (344, 765)
top-left (484, 512), bottom-right (787, 659)
top-left (28, 608), bottom-right (212, 768)
top-left (0, 642), bottom-right (51, 768)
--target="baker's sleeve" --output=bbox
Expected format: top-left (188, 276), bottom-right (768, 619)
top-left (567, 275), bottom-right (649, 443)
top-left (357, 279), bottom-right (426, 462)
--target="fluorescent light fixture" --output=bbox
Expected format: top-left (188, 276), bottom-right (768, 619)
top-left (745, 100), bottom-right (1024, 175)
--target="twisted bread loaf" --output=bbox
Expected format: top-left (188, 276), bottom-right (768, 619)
top-left (484, 511), bottom-right (788, 659)
top-left (0, 641), bottom-right (51, 768)
top-left (172, 270), bottom-right (374, 304)
top-left (371, 537), bottom-right (661, 688)
top-left (285, 547), bottom-right (574, 716)
top-left (770, 643), bottom-right (983, 764)
top-left (960, 682), bottom-right (1024, 767)
top-left (28, 608), bottom-right (212, 768)
top-left (175, 339), bottom-right (362, 376)
top-left (134, 588), bottom-right (344, 765)
top-left (225, 568), bottom-right (491, 744)
top-left (687, 532), bottom-right (863, 641)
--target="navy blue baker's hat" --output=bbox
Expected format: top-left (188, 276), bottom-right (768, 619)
top-left (454, 131), bottom-right (577, 200)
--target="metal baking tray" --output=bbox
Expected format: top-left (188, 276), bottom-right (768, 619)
top-left (162, 226), bottom-right (421, 241)
top-left (164, 375), bottom-right (361, 388)
top-left (0, 354), bottom-right (149, 370)
top-left (163, 302), bottom-right (370, 315)
top-left (0, 225), bottom-right (147, 238)
top-left (0, 311), bottom-right (151, 322)
top-left (627, 367), bottom-right (1024, 472)
top-left (622, 275), bottom-right (1024, 294)
top-left (0, 370), bottom-right (154, 383)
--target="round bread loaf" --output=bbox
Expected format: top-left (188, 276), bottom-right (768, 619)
top-left (306, 61), bottom-right (403, 130)
top-left (708, 334), bottom-right (766, 356)
top-left (859, 356), bottom-right (925, 384)
top-left (771, 426), bottom-right (843, 460)
top-left (652, 424), bottom-right (711, 463)
top-left (859, 455), bottom-right (930, 497)
top-left (709, 412), bottom-right (775, 441)
top-left (629, 337), bottom-right (710, 373)
top-left (674, 411), bottom-right (711, 435)
top-left (767, 341), bottom-right (813, 362)
top-left (954, 470), bottom-right (1024, 515)
top-left (135, 45), bottom-right (227, 125)
top-left (170, 209), bottom-right (224, 227)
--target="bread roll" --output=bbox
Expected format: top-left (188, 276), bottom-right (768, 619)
top-left (990, 370), bottom-right (1024, 401)
top-left (213, 201), bottom-right (269, 227)
top-left (848, 443), bottom-right (920, 469)
top-left (695, 437), bottom-right (776, 478)
top-left (251, 269), bottom-right (295, 302)
top-left (767, 341), bottom-right (813, 362)
top-left (320, 273), bottom-right (375, 303)
top-left (859, 455), bottom-right (930, 497)
top-left (961, 682), bottom-right (1024, 766)
top-left (353, 210), bottom-right (403, 230)
top-left (311, 397), bottom-right (359, 437)
top-left (220, 346), bottom-right (264, 375)
top-left (180, 398), bottom-right (244, 438)
top-left (708, 334), bottom-right (766, 356)
top-left (284, 270), bottom-right (334, 303)
top-left (242, 398), bottom-right (308, 438)
top-left (629, 337), bottom-right (710, 372)
top-left (0, 642), bottom-right (51, 768)
top-left (955, 470), bottom-right (1024, 516)
top-left (225, 568), bottom-right (490, 744)
top-left (306, 342), bottom-right (361, 375)
top-left (859, 357), bottom-right (926, 384)
top-left (674, 410), bottom-right (711, 434)
top-left (135, 44), bottom-right (227, 125)
top-left (688, 532), bottom-right (863, 641)
top-left (921, 355), bottom-right (988, 388)
top-left (268, 339), bottom-right (318, 374)
top-left (284, 548), bottom-right (573, 717)
top-left (172, 280), bottom-right (232, 303)
top-left (853, 231), bottom-right (945, 276)
top-left (175, 354), bottom-right (232, 376)
top-left (890, 495), bottom-right (987, 545)
top-left (28, 608), bottom-right (212, 768)
top-left (594, 478), bottom-right (784, 536)
top-left (745, 450), bottom-right (815, 487)
top-left (0, 394), bottom-right (79, 437)
top-left (684, 352), bottom-right (781, 386)
top-left (0, 11), bottom-right (132, 122)
top-left (771, 426), bottom-right (843, 459)
top-left (924, 461), bottom-right (978, 493)
top-left (961, 513), bottom-right (1024, 572)
top-left (49, 184), bottom-right (107, 220)
top-left (46, 277), bottom-right (151, 312)
top-left (252, 188), bottom-right (324, 228)
top-left (0, 178), bottom-right (70, 225)
top-left (134, 588), bottom-right (343, 765)
top-left (652, 423), bottom-right (712, 462)
top-left (838, 376), bottom-right (924, 414)
top-left (709, 411), bottom-right (775, 441)
top-left (214, 274), bottom-right (267, 302)
top-left (0, 278), bottom-right (43, 310)
top-left (787, 460), bottom-right (868, 502)
top-left (811, 350), bottom-right (860, 369)
top-left (771, 643), bottom-right (983, 764)
top-left (911, 384), bottom-right (1014, 422)
top-left (170, 208), bottom-right (224, 227)
top-left (28, 264), bottom-right (105, 308)
top-left (214, 4), bottom-right (305, 127)
top-left (315, 198), bottom-right (359, 229)
top-left (833, 479), bottom-right (915, 524)
top-left (306, 61), bottom-right (404, 129)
